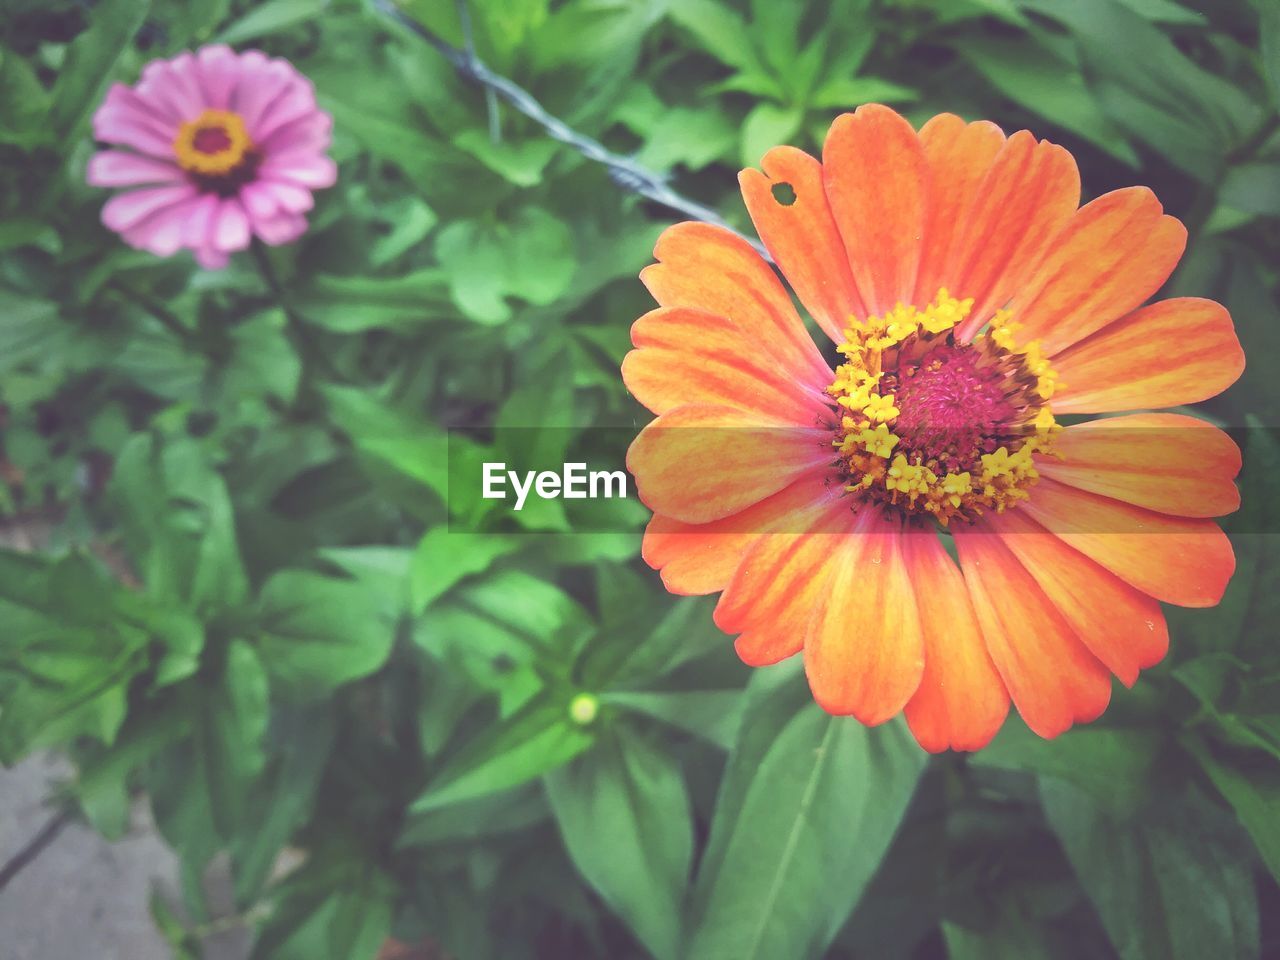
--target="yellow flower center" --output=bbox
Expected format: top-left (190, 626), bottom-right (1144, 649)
top-left (827, 289), bottom-right (1061, 527)
top-left (173, 109), bottom-right (255, 177)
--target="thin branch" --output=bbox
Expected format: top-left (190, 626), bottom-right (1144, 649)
top-left (0, 808), bottom-right (74, 893)
top-left (370, 0), bottom-right (771, 260)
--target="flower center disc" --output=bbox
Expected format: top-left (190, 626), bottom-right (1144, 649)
top-left (173, 109), bottom-right (255, 179)
top-left (828, 290), bottom-right (1060, 526)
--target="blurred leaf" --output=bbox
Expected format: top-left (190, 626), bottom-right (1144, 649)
top-left (322, 384), bottom-right (448, 498)
top-left (0, 50), bottom-right (52, 149)
top-left (958, 34), bottom-right (1140, 166)
top-left (435, 209), bottom-right (575, 324)
top-left (685, 663), bottom-right (926, 960)
top-left (604, 690), bottom-right (743, 750)
top-left (410, 527), bottom-right (521, 613)
top-left (809, 75), bottom-right (919, 110)
top-left (112, 435), bottom-right (249, 614)
top-left (546, 726), bottom-right (693, 960)
top-left (296, 270), bottom-right (452, 332)
top-left (1041, 779), bottom-right (1259, 960)
top-left (215, 0), bottom-right (328, 45)
top-left (411, 687), bottom-right (594, 813)
top-left (48, 0), bottom-right (152, 147)
top-left (1184, 736), bottom-right (1280, 883)
top-left (741, 102), bottom-right (804, 166)
top-left (256, 569), bottom-right (396, 698)
top-left (1264, 3), bottom-right (1280, 110)
top-left (202, 640), bottom-right (270, 835)
top-left (668, 0), bottom-right (764, 75)
top-left (971, 722), bottom-right (1160, 816)
top-left (1021, 0), bottom-right (1262, 180)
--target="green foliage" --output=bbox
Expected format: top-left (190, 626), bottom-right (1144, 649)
top-left (0, 1), bottom-right (1278, 958)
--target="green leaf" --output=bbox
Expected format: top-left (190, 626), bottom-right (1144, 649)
top-left (411, 688), bottom-right (594, 813)
top-left (970, 721), bottom-right (1160, 816)
top-left (604, 690), bottom-right (743, 750)
top-left (1184, 737), bottom-right (1280, 884)
top-left (214, 0), bottom-right (328, 45)
top-left (1041, 779), bottom-right (1259, 960)
top-left (434, 210), bottom-right (575, 324)
top-left (685, 663), bottom-right (926, 960)
top-left (546, 727), bottom-right (694, 960)
top-left (410, 527), bottom-right (521, 613)
top-left (321, 384), bottom-right (448, 498)
top-left (296, 270), bottom-right (452, 332)
top-left (111, 435), bottom-right (248, 613)
top-left (958, 34), bottom-right (1141, 166)
top-left (1264, 3), bottom-right (1280, 110)
top-left (1019, 0), bottom-right (1261, 180)
top-left (740, 101), bottom-right (805, 166)
top-left (0, 290), bottom-right (64, 372)
top-left (202, 640), bottom-right (270, 835)
top-left (809, 75), bottom-right (920, 110)
top-left (255, 569), bottom-right (397, 698)
top-left (48, 0), bottom-right (152, 146)
top-left (668, 0), bottom-right (764, 74)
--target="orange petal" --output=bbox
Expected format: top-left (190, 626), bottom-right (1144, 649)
top-left (1040, 414), bottom-right (1241, 518)
top-left (822, 105), bottom-right (927, 318)
top-left (1020, 477), bottom-right (1236, 607)
top-left (912, 114), bottom-right (1006, 308)
top-left (641, 467), bottom-right (833, 596)
top-left (740, 146), bottom-right (865, 342)
top-left (715, 494), bottom-right (855, 667)
top-left (803, 511), bottom-right (925, 724)
top-left (1008, 187), bottom-right (1187, 355)
top-left (641, 221), bottom-right (832, 390)
top-left (953, 524), bottom-right (1113, 739)
top-left (1050, 298), bottom-right (1245, 413)
top-left (901, 527), bottom-right (1009, 751)
top-left (950, 131), bottom-right (1080, 338)
top-left (626, 404), bottom-right (834, 525)
top-left (623, 307), bottom-right (830, 423)
top-left (990, 511), bottom-right (1169, 687)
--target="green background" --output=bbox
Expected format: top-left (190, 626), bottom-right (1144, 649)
top-left (1, 0), bottom-right (1278, 957)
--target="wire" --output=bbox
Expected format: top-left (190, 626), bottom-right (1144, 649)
top-left (368, 0), bottom-right (772, 260)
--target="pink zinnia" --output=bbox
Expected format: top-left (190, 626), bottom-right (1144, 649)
top-left (88, 45), bottom-right (337, 269)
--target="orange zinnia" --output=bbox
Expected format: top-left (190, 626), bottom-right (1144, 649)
top-left (622, 105), bottom-right (1245, 751)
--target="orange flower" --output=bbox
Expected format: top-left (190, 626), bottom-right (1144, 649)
top-left (622, 105), bottom-right (1245, 751)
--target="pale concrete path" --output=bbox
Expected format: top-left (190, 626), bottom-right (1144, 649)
top-left (0, 752), bottom-right (251, 960)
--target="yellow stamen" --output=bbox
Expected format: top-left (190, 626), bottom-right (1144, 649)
top-left (173, 109), bottom-right (254, 177)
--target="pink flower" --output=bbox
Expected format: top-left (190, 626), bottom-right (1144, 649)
top-left (88, 46), bottom-right (337, 269)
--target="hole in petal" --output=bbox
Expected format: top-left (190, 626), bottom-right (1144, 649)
top-left (771, 181), bottom-right (797, 206)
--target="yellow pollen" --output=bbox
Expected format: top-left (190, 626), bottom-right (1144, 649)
top-left (826, 289), bottom-right (1061, 526)
top-left (173, 109), bottom-right (254, 176)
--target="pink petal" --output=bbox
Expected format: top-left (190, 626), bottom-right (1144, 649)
top-left (93, 86), bottom-right (176, 158)
top-left (230, 54), bottom-right (293, 134)
top-left (102, 185), bottom-right (196, 232)
top-left (256, 179), bottom-right (313, 214)
top-left (258, 154), bottom-right (337, 189)
top-left (212, 198), bottom-right (251, 253)
top-left (87, 150), bottom-right (184, 187)
top-left (261, 112), bottom-right (331, 156)
top-left (195, 246), bottom-right (230, 270)
top-left (123, 197), bottom-right (202, 257)
top-left (136, 53), bottom-right (206, 123)
top-left (183, 193), bottom-right (221, 247)
top-left (252, 80), bottom-right (319, 143)
top-left (194, 45), bottom-right (239, 110)
top-left (239, 181), bottom-right (281, 220)
top-left (253, 212), bottom-right (308, 246)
